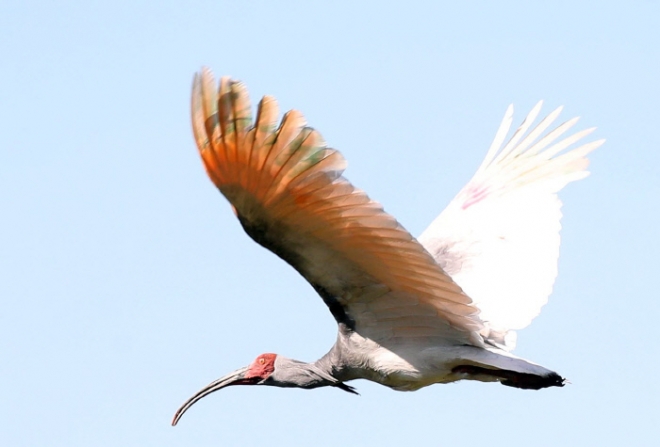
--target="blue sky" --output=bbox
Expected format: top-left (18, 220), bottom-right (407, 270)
top-left (1, 1), bottom-right (658, 446)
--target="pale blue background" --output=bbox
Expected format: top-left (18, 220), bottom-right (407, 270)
top-left (2, 1), bottom-right (658, 446)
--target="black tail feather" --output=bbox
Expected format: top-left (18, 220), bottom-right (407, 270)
top-left (452, 365), bottom-right (566, 390)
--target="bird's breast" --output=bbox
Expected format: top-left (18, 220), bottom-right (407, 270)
top-left (337, 332), bottom-right (461, 391)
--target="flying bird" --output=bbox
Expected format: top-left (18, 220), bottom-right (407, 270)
top-left (172, 69), bottom-right (603, 425)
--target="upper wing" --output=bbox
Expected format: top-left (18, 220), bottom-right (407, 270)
top-left (191, 69), bottom-right (485, 347)
top-left (418, 102), bottom-right (604, 350)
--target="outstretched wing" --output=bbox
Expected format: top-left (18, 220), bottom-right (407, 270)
top-left (191, 69), bottom-right (485, 346)
top-left (418, 102), bottom-right (604, 350)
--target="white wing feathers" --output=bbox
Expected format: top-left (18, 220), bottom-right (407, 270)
top-left (419, 102), bottom-right (604, 350)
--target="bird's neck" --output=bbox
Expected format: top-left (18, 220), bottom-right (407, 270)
top-left (312, 332), bottom-right (360, 383)
top-left (272, 356), bottom-right (338, 390)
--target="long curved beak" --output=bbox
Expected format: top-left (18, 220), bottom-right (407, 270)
top-left (172, 366), bottom-right (254, 426)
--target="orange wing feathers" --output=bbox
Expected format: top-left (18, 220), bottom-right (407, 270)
top-left (191, 69), bottom-right (484, 340)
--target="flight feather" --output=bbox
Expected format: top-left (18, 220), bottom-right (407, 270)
top-left (191, 69), bottom-right (485, 345)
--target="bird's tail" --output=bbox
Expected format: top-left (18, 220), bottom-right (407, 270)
top-left (451, 346), bottom-right (565, 390)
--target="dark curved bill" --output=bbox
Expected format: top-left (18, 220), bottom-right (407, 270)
top-left (172, 366), bottom-right (254, 426)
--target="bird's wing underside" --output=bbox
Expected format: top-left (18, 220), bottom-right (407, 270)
top-left (191, 69), bottom-right (484, 346)
top-left (419, 102), bottom-right (604, 350)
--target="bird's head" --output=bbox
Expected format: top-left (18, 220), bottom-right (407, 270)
top-left (171, 353), bottom-right (357, 425)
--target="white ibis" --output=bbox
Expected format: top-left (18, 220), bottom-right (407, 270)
top-left (172, 69), bottom-right (604, 425)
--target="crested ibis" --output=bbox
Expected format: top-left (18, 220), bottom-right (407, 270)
top-left (172, 69), bottom-right (603, 425)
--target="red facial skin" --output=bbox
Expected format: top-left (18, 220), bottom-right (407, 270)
top-left (244, 353), bottom-right (277, 380)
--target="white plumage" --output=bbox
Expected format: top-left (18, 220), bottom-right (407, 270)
top-left (420, 101), bottom-right (604, 349)
top-left (172, 71), bottom-right (604, 425)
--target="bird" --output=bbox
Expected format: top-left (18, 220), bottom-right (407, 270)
top-left (171, 68), bottom-right (604, 426)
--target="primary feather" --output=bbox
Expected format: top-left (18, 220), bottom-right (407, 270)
top-left (192, 69), bottom-right (486, 347)
top-left (419, 102), bottom-right (604, 350)
top-left (172, 71), bottom-right (601, 426)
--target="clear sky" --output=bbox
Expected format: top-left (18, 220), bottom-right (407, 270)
top-left (2, 1), bottom-right (658, 446)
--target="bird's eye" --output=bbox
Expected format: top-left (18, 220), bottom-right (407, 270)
top-left (259, 358), bottom-right (265, 364)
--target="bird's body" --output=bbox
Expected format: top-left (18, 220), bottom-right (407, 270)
top-left (172, 69), bottom-right (603, 425)
top-left (314, 324), bottom-right (559, 392)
